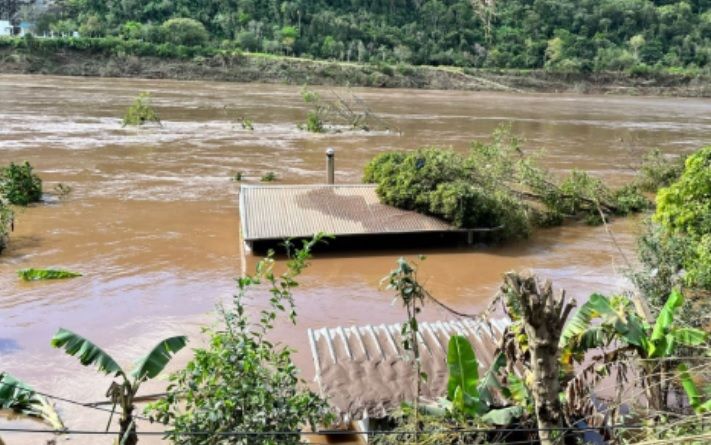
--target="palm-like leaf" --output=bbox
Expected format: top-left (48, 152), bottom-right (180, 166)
top-left (673, 327), bottom-right (707, 346)
top-left (648, 291), bottom-right (706, 357)
top-left (131, 336), bottom-right (188, 381)
top-left (447, 335), bottom-right (479, 400)
top-left (651, 289), bottom-right (683, 342)
top-left (0, 372), bottom-right (65, 430)
top-left (559, 294), bottom-right (614, 349)
top-left (677, 363), bottom-right (711, 414)
top-left (560, 294), bottom-right (647, 360)
top-left (51, 328), bottom-right (125, 378)
top-left (477, 352), bottom-right (506, 407)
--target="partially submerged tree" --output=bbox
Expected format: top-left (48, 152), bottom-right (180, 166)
top-left (51, 329), bottom-right (187, 445)
top-left (300, 87), bottom-right (396, 133)
top-left (0, 161), bottom-right (42, 206)
top-left (121, 93), bottom-right (162, 127)
top-left (654, 146), bottom-right (711, 290)
top-left (363, 125), bottom-right (649, 240)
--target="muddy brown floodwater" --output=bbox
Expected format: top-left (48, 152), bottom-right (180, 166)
top-left (0, 74), bottom-right (709, 444)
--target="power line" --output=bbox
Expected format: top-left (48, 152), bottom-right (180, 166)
top-left (0, 380), bottom-right (151, 422)
top-left (0, 424), bottom-right (649, 437)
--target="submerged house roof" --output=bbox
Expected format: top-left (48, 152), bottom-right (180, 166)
top-left (239, 184), bottom-right (458, 242)
top-left (307, 318), bottom-right (509, 423)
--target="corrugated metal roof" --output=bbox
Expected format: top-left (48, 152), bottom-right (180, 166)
top-left (239, 184), bottom-right (456, 241)
top-left (307, 318), bottom-right (509, 423)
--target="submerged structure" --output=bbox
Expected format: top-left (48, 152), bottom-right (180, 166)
top-left (307, 318), bottom-right (509, 426)
top-left (239, 183), bottom-right (463, 247)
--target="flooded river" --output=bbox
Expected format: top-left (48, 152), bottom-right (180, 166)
top-left (0, 74), bottom-right (709, 444)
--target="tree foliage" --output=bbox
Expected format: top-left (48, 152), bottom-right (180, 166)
top-left (28, 0), bottom-right (710, 73)
top-left (121, 92), bottom-right (162, 127)
top-left (0, 161), bottom-right (42, 206)
top-left (632, 145), bottom-right (711, 327)
top-left (0, 201), bottom-right (13, 255)
top-left (363, 126), bottom-right (648, 240)
top-left (148, 235), bottom-right (333, 444)
top-left (654, 146), bottom-right (711, 288)
top-left (160, 18), bottom-right (209, 47)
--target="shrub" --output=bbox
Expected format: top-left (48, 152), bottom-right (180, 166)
top-left (121, 92), bottom-right (161, 127)
top-left (0, 161), bottom-right (42, 206)
top-left (635, 148), bottom-right (686, 192)
top-left (654, 146), bottom-right (711, 288)
top-left (148, 237), bottom-right (333, 444)
top-left (261, 171), bottom-right (277, 182)
top-left (655, 146), bottom-right (711, 238)
top-left (305, 110), bottom-right (323, 133)
top-left (160, 18), bottom-right (208, 47)
top-left (0, 202), bottom-right (12, 253)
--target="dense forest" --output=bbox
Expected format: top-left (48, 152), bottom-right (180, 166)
top-left (18, 0), bottom-right (711, 72)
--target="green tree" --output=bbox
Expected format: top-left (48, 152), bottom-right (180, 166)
top-left (160, 18), bottom-right (209, 46)
top-left (280, 25), bottom-right (298, 54)
top-left (149, 236), bottom-right (333, 444)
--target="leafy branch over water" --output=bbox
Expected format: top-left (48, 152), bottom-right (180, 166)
top-left (364, 125), bottom-right (651, 241)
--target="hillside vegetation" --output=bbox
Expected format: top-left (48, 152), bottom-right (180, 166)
top-left (19, 0), bottom-right (710, 75)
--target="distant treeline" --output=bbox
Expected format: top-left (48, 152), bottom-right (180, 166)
top-left (15, 0), bottom-right (711, 73)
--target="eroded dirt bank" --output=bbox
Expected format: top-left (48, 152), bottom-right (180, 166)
top-left (1, 48), bottom-right (709, 97)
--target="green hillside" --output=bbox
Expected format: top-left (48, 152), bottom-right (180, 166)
top-left (15, 1), bottom-right (711, 73)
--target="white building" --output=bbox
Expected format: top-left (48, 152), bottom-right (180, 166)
top-left (0, 20), bottom-right (12, 36)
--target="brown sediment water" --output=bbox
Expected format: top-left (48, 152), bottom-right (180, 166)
top-left (0, 74), bottom-right (709, 444)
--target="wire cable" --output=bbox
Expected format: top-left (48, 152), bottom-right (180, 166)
top-left (0, 380), bottom-right (151, 422)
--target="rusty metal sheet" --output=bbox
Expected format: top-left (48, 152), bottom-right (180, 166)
top-left (307, 318), bottom-right (508, 423)
top-left (239, 184), bottom-right (455, 241)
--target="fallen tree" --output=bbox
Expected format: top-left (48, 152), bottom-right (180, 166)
top-left (363, 125), bottom-right (650, 241)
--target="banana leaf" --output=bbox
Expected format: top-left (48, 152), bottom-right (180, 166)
top-left (131, 336), bottom-right (188, 380)
top-left (51, 328), bottom-right (125, 378)
top-left (0, 372), bottom-right (65, 430)
top-left (18, 268), bottom-right (81, 281)
top-left (447, 335), bottom-right (479, 400)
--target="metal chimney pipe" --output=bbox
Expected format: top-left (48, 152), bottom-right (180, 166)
top-left (326, 147), bottom-right (335, 184)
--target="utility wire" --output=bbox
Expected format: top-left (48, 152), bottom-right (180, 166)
top-left (0, 424), bottom-right (648, 436)
top-left (0, 380), bottom-right (151, 422)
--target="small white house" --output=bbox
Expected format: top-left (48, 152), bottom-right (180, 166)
top-left (19, 22), bottom-right (33, 37)
top-left (0, 20), bottom-right (12, 37)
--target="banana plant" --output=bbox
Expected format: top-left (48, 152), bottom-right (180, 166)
top-left (677, 363), bottom-right (711, 414)
top-left (0, 372), bottom-right (65, 430)
top-left (560, 290), bottom-right (706, 362)
top-left (51, 328), bottom-right (187, 445)
top-left (441, 335), bottom-right (524, 425)
top-left (559, 290), bottom-right (707, 411)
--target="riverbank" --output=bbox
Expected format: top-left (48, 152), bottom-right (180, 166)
top-left (1, 44), bottom-right (709, 97)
